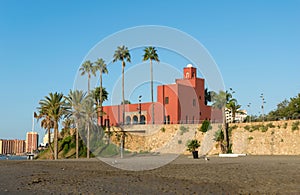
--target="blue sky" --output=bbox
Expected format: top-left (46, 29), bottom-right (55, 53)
top-left (0, 1), bottom-right (299, 140)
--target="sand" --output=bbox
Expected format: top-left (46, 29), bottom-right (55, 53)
top-left (0, 155), bottom-right (299, 194)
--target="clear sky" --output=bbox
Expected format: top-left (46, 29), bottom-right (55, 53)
top-left (0, 1), bottom-right (299, 140)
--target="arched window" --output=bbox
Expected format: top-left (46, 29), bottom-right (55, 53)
top-left (133, 115), bottom-right (138, 125)
top-left (185, 72), bottom-right (190, 78)
top-left (140, 115), bottom-right (146, 124)
top-left (125, 116), bottom-right (131, 125)
top-left (166, 115), bottom-right (170, 124)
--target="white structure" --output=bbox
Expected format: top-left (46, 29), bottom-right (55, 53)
top-left (41, 133), bottom-right (54, 147)
top-left (225, 108), bottom-right (247, 123)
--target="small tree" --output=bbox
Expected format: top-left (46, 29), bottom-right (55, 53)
top-left (200, 120), bottom-right (212, 133)
top-left (186, 139), bottom-right (200, 152)
top-left (214, 126), bottom-right (226, 153)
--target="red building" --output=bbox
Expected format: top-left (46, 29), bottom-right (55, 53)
top-left (103, 64), bottom-right (220, 126)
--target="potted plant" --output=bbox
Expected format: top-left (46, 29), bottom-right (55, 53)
top-left (186, 139), bottom-right (200, 159)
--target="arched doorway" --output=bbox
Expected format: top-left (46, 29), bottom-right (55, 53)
top-left (140, 115), bottom-right (146, 124)
top-left (125, 116), bottom-right (131, 125)
top-left (133, 115), bottom-right (138, 124)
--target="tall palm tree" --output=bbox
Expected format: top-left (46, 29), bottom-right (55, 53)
top-left (39, 92), bottom-right (69, 160)
top-left (34, 111), bottom-right (54, 159)
top-left (211, 90), bottom-right (228, 153)
top-left (67, 90), bottom-right (87, 159)
top-left (143, 46), bottom-right (159, 124)
top-left (81, 95), bottom-right (96, 159)
top-left (113, 45), bottom-right (131, 125)
top-left (80, 60), bottom-right (96, 94)
top-left (94, 58), bottom-right (108, 126)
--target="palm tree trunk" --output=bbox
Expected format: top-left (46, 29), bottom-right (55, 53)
top-left (54, 121), bottom-right (58, 160)
top-left (99, 72), bottom-right (103, 126)
top-left (88, 74), bottom-right (90, 94)
top-left (222, 106), bottom-right (229, 153)
top-left (232, 109), bottom-right (236, 123)
top-left (122, 61), bottom-right (125, 125)
top-left (76, 122), bottom-right (79, 159)
top-left (47, 128), bottom-right (54, 159)
top-left (87, 121), bottom-right (90, 159)
top-left (150, 59), bottom-right (154, 124)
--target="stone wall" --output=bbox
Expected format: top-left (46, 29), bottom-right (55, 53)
top-left (111, 124), bottom-right (222, 155)
top-left (109, 120), bottom-right (300, 155)
top-left (232, 120), bottom-right (300, 155)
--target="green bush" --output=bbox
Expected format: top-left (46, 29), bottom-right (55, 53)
top-left (292, 121), bottom-right (300, 131)
top-left (244, 125), bottom-right (251, 131)
top-left (180, 126), bottom-right (189, 135)
top-left (266, 122), bottom-right (275, 128)
top-left (199, 120), bottom-right (212, 133)
top-left (186, 139), bottom-right (200, 152)
top-left (271, 131), bottom-right (275, 135)
top-left (260, 125), bottom-right (268, 132)
top-left (283, 122), bottom-right (288, 129)
top-left (214, 126), bottom-right (224, 142)
top-left (248, 136), bottom-right (254, 141)
top-left (252, 125), bottom-right (261, 131)
top-left (160, 127), bottom-right (166, 133)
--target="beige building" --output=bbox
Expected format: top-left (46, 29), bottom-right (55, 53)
top-left (42, 133), bottom-right (54, 146)
top-left (225, 108), bottom-right (247, 123)
top-left (26, 132), bottom-right (39, 153)
top-left (0, 139), bottom-right (25, 155)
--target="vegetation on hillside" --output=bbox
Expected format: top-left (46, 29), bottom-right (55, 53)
top-left (267, 93), bottom-right (300, 120)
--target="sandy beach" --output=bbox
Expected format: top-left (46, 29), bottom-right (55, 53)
top-left (0, 155), bottom-right (299, 194)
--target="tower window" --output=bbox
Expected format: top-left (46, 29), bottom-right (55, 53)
top-left (193, 99), bottom-right (196, 107)
top-left (165, 97), bottom-right (169, 104)
top-left (185, 72), bottom-right (190, 78)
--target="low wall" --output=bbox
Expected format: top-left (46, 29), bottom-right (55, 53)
top-left (232, 120), bottom-right (300, 155)
top-left (111, 120), bottom-right (300, 155)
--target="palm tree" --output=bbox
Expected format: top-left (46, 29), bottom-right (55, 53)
top-left (143, 47), bottom-right (159, 124)
top-left (113, 45), bottom-right (131, 125)
top-left (34, 111), bottom-right (54, 159)
top-left (94, 58), bottom-right (108, 126)
top-left (67, 90), bottom-right (87, 159)
top-left (38, 92), bottom-right (69, 160)
top-left (80, 60), bottom-right (96, 93)
top-left (211, 90), bottom-right (228, 153)
top-left (81, 95), bottom-right (97, 159)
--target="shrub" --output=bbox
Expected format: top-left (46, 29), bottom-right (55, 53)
top-left (244, 125), bottom-right (251, 131)
top-left (178, 140), bottom-right (182, 144)
top-left (252, 125), bottom-right (261, 131)
top-left (248, 136), bottom-right (254, 141)
top-left (214, 126), bottom-right (224, 142)
top-left (283, 122), bottom-right (288, 129)
top-left (260, 125), bottom-right (268, 132)
top-left (199, 120), bottom-right (212, 133)
top-left (186, 139), bottom-right (200, 152)
top-left (292, 121), bottom-right (300, 131)
top-left (266, 122), bottom-right (275, 128)
top-left (271, 131), bottom-right (275, 135)
top-left (231, 125), bottom-right (238, 129)
top-left (160, 127), bottom-right (166, 133)
top-left (180, 126), bottom-right (189, 135)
